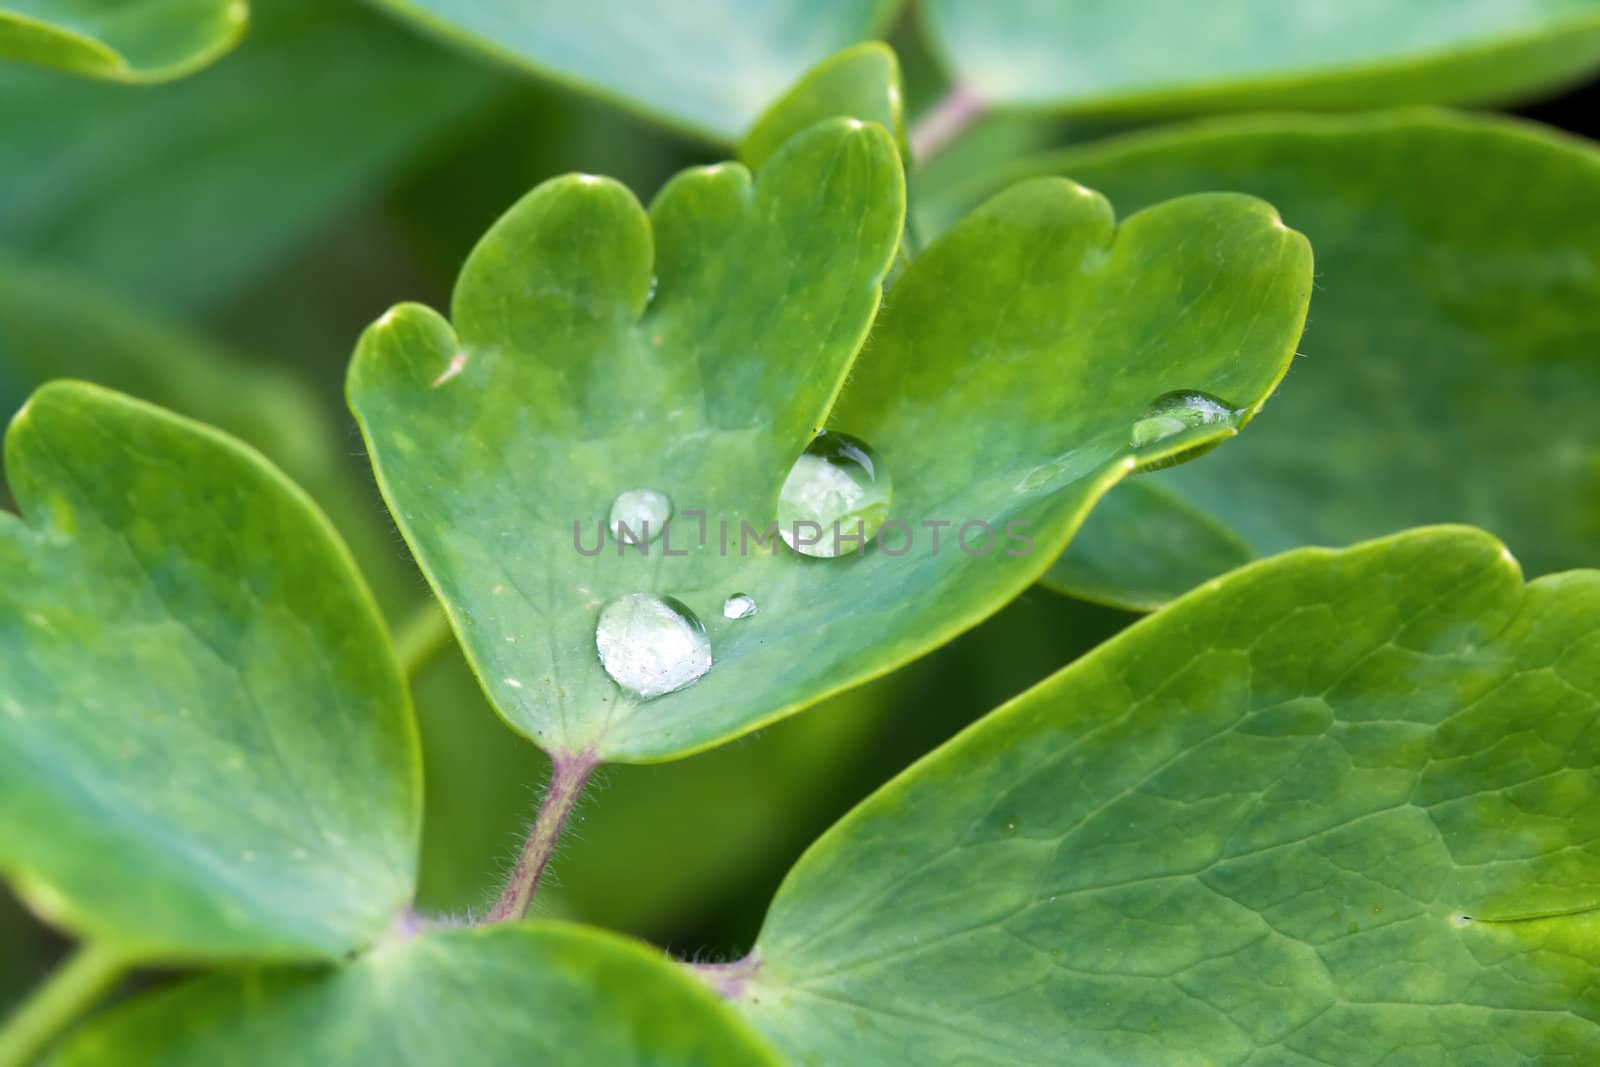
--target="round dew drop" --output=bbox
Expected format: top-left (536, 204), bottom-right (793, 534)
top-left (608, 488), bottom-right (673, 546)
top-left (595, 593), bottom-right (711, 699)
top-left (1130, 390), bottom-right (1240, 449)
top-left (776, 431), bottom-right (891, 558)
top-left (723, 593), bottom-right (757, 620)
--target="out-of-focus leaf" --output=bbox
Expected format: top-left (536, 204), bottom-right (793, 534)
top-left (0, 0), bottom-right (501, 313)
top-left (0, 0), bottom-right (244, 82)
top-left (734, 527), bottom-right (1600, 1065)
top-left (58, 923), bottom-right (779, 1065)
top-left (0, 384), bottom-right (418, 962)
top-left (931, 112), bottom-right (1600, 608)
top-left (923, 0), bottom-right (1600, 112)
top-left (367, 0), bottom-right (901, 142)
top-left (349, 123), bottom-right (1308, 764)
top-left (739, 43), bottom-right (905, 169)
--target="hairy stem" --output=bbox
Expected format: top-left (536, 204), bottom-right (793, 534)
top-left (487, 752), bottom-right (598, 922)
top-left (392, 602), bottom-right (453, 678)
top-left (0, 943), bottom-right (125, 1067)
top-left (909, 84), bottom-right (987, 165)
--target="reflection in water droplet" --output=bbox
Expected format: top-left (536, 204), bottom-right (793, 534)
top-left (595, 593), bottom-right (711, 699)
top-left (723, 593), bottom-right (757, 620)
top-left (1130, 390), bottom-right (1240, 449)
top-left (608, 489), bottom-right (672, 546)
top-left (777, 431), bottom-right (891, 558)
top-left (1000, 815), bottom-right (1022, 835)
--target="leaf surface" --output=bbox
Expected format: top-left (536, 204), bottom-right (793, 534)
top-left (923, 0), bottom-right (1600, 112)
top-left (58, 922), bottom-right (779, 1066)
top-left (350, 122), bottom-right (1309, 763)
top-left (0, 383), bottom-right (418, 962)
top-left (0, 0), bottom-right (243, 82)
top-left (736, 526), bottom-right (1600, 1064)
top-left (943, 112), bottom-right (1600, 609)
top-left (370, 0), bottom-right (900, 142)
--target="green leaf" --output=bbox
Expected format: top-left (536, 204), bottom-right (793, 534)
top-left (0, 382), bottom-right (418, 962)
top-left (367, 0), bottom-right (900, 142)
top-left (922, 0), bottom-right (1600, 112)
top-left (739, 42), bottom-right (905, 170)
top-left (58, 922), bottom-right (779, 1065)
top-left (350, 121), bottom-right (1309, 764)
top-left (954, 111), bottom-right (1600, 609)
top-left (0, 0), bottom-right (500, 312)
top-left (734, 526), bottom-right (1600, 1064)
top-left (0, 0), bottom-right (244, 82)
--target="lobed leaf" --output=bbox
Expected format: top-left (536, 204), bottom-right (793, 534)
top-left (735, 526), bottom-right (1600, 1064)
top-left (739, 42), bottom-right (905, 170)
top-left (930, 111), bottom-right (1600, 609)
top-left (368, 0), bottom-right (901, 142)
top-left (350, 119), bottom-right (1309, 764)
top-left (57, 922), bottom-right (780, 1065)
top-left (0, 383), bottom-right (418, 962)
top-left (0, 0), bottom-right (244, 82)
top-left (922, 0), bottom-right (1600, 113)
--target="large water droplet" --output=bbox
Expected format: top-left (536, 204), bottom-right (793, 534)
top-left (595, 593), bottom-right (711, 699)
top-left (1130, 390), bottom-right (1240, 449)
top-left (723, 593), bottom-right (757, 620)
top-left (608, 488), bottom-right (672, 546)
top-left (777, 431), bottom-right (891, 558)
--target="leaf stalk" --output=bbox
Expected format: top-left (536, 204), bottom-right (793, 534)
top-left (486, 752), bottom-right (598, 922)
top-left (909, 84), bottom-right (987, 164)
top-left (0, 942), bottom-right (125, 1067)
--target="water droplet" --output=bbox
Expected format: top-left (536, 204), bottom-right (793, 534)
top-left (595, 593), bottom-right (711, 699)
top-left (608, 488), bottom-right (672, 546)
top-left (723, 593), bottom-right (757, 620)
top-left (1130, 390), bottom-right (1240, 449)
top-left (777, 431), bottom-right (891, 558)
top-left (1000, 815), bottom-right (1022, 835)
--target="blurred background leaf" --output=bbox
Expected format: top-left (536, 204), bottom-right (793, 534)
top-left (920, 0), bottom-right (1600, 112)
top-left (367, 0), bottom-right (904, 142)
top-left (0, 0), bottom-right (245, 83)
top-left (0, 0), bottom-right (501, 315)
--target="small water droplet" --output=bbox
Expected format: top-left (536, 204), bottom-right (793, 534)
top-left (646, 275), bottom-right (659, 304)
top-left (595, 593), bottom-right (712, 699)
top-left (1000, 815), bottom-right (1022, 835)
top-left (777, 431), bottom-right (891, 558)
top-left (723, 593), bottom-right (757, 620)
top-left (1130, 390), bottom-right (1240, 449)
top-left (609, 488), bottom-right (673, 546)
